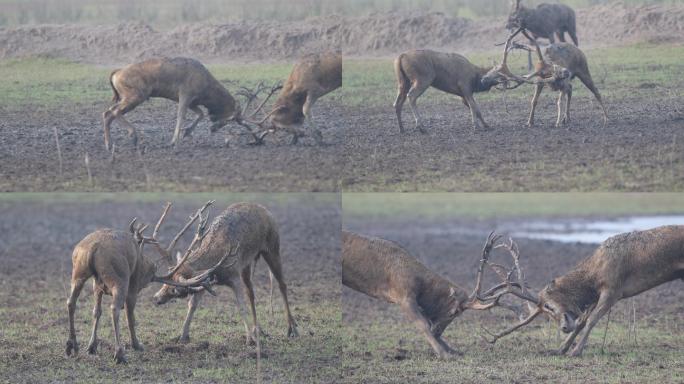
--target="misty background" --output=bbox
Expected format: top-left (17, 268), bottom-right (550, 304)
top-left (0, 0), bottom-right (678, 26)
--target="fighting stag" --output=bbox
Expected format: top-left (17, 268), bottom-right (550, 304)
top-left (65, 200), bottom-right (231, 363)
top-left (103, 57), bottom-right (279, 150)
top-left (247, 52), bottom-right (342, 145)
top-left (482, 225), bottom-right (684, 357)
top-left (393, 49), bottom-right (523, 133)
top-left (342, 230), bottom-right (528, 359)
top-left (487, 28), bottom-right (607, 127)
top-left (507, 0), bottom-right (578, 69)
top-left (153, 202), bottom-right (298, 357)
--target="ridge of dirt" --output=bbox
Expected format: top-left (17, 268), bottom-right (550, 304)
top-left (1, 2), bottom-right (682, 64)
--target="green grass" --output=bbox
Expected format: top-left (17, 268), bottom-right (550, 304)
top-left (0, 58), bottom-right (293, 107)
top-left (342, 193), bottom-right (684, 220)
top-left (341, 310), bottom-right (684, 383)
top-left (342, 43), bottom-right (684, 109)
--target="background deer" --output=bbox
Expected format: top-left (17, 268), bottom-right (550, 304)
top-left (482, 225), bottom-right (684, 357)
top-left (152, 202), bottom-right (298, 358)
top-left (65, 201), bottom-right (227, 363)
top-left (393, 49), bottom-right (518, 133)
top-left (342, 230), bottom-right (530, 359)
top-left (253, 52), bottom-right (341, 145)
top-left (104, 57), bottom-right (277, 150)
top-left (507, 0), bottom-right (578, 69)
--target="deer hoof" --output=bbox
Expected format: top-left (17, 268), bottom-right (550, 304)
top-left (114, 348), bottom-right (127, 364)
top-left (86, 340), bottom-right (98, 355)
top-left (65, 339), bottom-right (78, 357)
top-left (416, 125), bottom-right (427, 134)
top-left (568, 347), bottom-right (584, 357)
top-left (132, 342), bottom-right (144, 352)
top-left (177, 336), bottom-right (190, 344)
top-left (287, 326), bottom-right (299, 338)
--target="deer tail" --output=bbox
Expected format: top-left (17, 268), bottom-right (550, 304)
top-left (109, 70), bottom-right (121, 103)
top-left (394, 53), bottom-right (410, 94)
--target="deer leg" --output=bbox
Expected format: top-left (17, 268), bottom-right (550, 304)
top-left (105, 98), bottom-right (141, 150)
top-left (241, 268), bottom-right (261, 356)
top-left (393, 85), bottom-right (408, 133)
top-left (110, 287), bottom-right (127, 364)
top-left (555, 91), bottom-right (565, 127)
top-left (568, 294), bottom-right (618, 357)
top-left (563, 83), bottom-right (572, 126)
top-left (171, 97), bottom-right (190, 147)
top-left (302, 94), bottom-right (324, 145)
top-left (526, 83), bottom-right (544, 127)
top-left (557, 31), bottom-right (567, 43)
top-left (464, 94), bottom-right (489, 130)
top-left (232, 280), bottom-right (255, 345)
top-left (65, 277), bottom-right (87, 357)
top-left (556, 320), bottom-right (585, 355)
top-left (125, 296), bottom-right (143, 351)
top-left (262, 251), bottom-right (298, 337)
top-left (431, 321), bottom-right (459, 354)
top-left (183, 105), bottom-right (205, 138)
top-left (178, 291), bottom-right (203, 343)
top-left (407, 81), bottom-right (430, 134)
top-left (86, 287), bottom-right (104, 354)
top-left (400, 298), bottom-right (452, 359)
top-left (103, 104), bottom-right (119, 151)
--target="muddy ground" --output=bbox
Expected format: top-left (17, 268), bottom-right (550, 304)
top-left (0, 195), bottom-right (341, 383)
top-left (342, 93), bottom-right (684, 191)
top-left (0, 100), bottom-right (344, 192)
top-left (342, 216), bottom-right (684, 383)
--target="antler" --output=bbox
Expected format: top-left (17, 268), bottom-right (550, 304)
top-left (237, 81), bottom-right (283, 120)
top-left (145, 200), bottom-right (214, 262)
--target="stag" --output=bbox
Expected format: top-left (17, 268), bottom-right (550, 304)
top-left (482, 225), bottom-right (684, 357)
top-left (153, 202), bottom-right (298, 358)
top-left (65, 201), bottom-right (232, 363)
top-left (342, 230), bottom-right (531, 359)
top-left (485, 28), bottom-right (607, 127)
top-left (103, 57), bottom-right (277, 150)
top-left (393, 49), bottom-right (520, 133)
top-left (507, 0), bottom-right (578, 69)
top-left (250, 52), bottom-right (342, 145)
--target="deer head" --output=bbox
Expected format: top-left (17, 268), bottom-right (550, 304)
top-left (482, 27), bottom-right (532, 90)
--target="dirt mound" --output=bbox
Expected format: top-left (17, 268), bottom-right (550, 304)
top-left (0, 1), bottom-right (682, 63)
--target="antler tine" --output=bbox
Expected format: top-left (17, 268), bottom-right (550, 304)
top-left (521, 29), bottom-right (545, 66)
top-left (248, 82), bottom-right (283, 119)
top-left (480, 307), bottom-right (542, 344)
top-left (152, 202), bottom-right (172, 240)
top-left (155, 242), bottom-right (241, 292)
top-left (469, 231), bottom-right (502, 301)
top-left (164, 200), bottom-right (214, 255)
top-left (157, 207), bottom-right (212, 280)
top-left (129, 217), bottom-right (138, 234)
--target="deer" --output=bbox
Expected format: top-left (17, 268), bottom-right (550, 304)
top-left (480, 225), bottom-right (684, 357)
top-left (485, 28), bottom-right (608, 127)
top-left (506, 0), bottom-right (578, 70)
top-left (65, 200), bottom-right (233, 364)
top-left (152, 202), bottom-right (298, 361)
top-left (392, 48), bottom-right (523, 133)
top-left (342, 230), bottom-right (533, 359)
top-left (103, 57), bottom-right (279, 150)
top-left (249, 52), bottom-right (342, 145)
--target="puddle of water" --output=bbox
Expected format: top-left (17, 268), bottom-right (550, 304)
top-left (512, 215), bottom-right (684, 244)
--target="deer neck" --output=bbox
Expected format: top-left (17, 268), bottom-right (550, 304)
top-left (553, 271), bottom-right (600, 315)
top-left (474, 67), bottom-right (496, 92)
top-left (203, 83), bottom-right (237, 120)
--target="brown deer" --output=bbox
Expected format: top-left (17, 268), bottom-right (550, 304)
top-left (65, 201), bottom-right (232, 363)
top-left (482, 225), bottom-right (684, 357)
top-left (103, 57), bottom-right (278, 150)
top-left (393, 49), bottom-right (521, 133)
top-left (486, 28), bottom-right (607, 127)
top-left (506, 0), bottom-right (578, 69)
top-left (252, 52), bottom-right (342, 145)
top-left (152, 202), bottom-right (298, 357)
top-left (342, 230), bottom-right (532, 359)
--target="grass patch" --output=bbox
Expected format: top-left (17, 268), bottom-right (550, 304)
top-left (0, 58), bottom-right (293, 107)
top-left (342, 193), bottom-right (684, 220)
top-left (341, 44), bottom-right (684, 108)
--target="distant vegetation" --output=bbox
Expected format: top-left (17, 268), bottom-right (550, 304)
top-left (0, 0), bottom-right (676, 26)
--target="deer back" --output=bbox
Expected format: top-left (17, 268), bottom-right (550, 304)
top-left (342, 230), bottom-right (461, 308)
top-left (72, 229), bottom-right (142, 292)
top-left (182, 203), bottom-right (278, 281)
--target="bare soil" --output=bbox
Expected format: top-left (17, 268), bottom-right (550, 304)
top-left (0, 100), bottom-right (344, 192)
top-left (341, 94), bottom-right (684, 191)
top-left (1, 2), bottom-right (682, 63)
top-left (0, 196), bottom-right (341, 383)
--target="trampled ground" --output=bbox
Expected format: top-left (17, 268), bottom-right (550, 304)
top-left (0, 194), bottom-right (341, 383)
